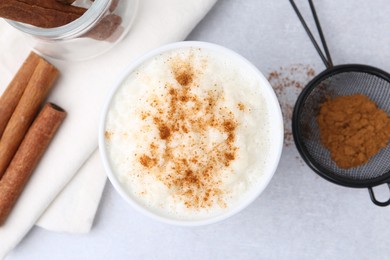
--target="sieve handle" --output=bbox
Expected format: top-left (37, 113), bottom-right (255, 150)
top-left (289, 0), bottom-right (333, 68)
top-left (368, 184), bottom-right (390, 207)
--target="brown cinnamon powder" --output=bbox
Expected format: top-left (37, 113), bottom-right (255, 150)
top-left (317, 94), bottom-right (390, 169)
top-left (267, 64), bottom-right (316, 147)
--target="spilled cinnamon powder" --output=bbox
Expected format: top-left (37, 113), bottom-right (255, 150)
top-left (267, 64), bottom-right (316, 147)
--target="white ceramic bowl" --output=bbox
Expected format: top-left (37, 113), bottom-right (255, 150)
top-left (99, 41), bottom-right (284, 226)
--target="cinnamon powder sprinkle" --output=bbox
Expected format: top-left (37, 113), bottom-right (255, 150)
top-left (104, 130), bottom-right (113, 140)
top-left (139, 155), bottom-right (157, 168)
top-left (172, 59), bottom-right (194, 86)
top-left (136, 56), bottom-right (239, 210)
top-left (158, 125), bottom-right (171, 140)
top-left (267, 64), bottom-right (316, 147)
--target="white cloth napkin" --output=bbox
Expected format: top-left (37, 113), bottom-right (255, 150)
top-left (0, 0), bottom-right (216, 258)
top-left (36, 149), bottom-right (106, 234)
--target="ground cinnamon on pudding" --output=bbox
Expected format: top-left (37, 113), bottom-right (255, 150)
top-left (317, 94), bottom-right (390, 169)
top-left (104, 47), bottom-right (272, 219)
top-left (136, 56), bottom-right (239, 209)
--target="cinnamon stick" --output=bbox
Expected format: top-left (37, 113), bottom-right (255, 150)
top-left (0, 103), bottom-right (66, 225)
top-left (85, 14), bottom-right (122, 41)
top-left (0, 0), bottom-right (87, 28)
top-left (0, 59), bottom-right (59, 179)
top-left (0, 52), bottom-right (42, 139)
top-left (109, 0), bottom-right (119, 12)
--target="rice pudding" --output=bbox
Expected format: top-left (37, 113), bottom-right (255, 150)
top-left (104, 46), bottom-right (274, 220)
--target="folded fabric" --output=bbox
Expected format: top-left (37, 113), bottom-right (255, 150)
top-left (36, 149), bottom-right (106, 234)
top-left (0, 0), bottom-right (217, 258)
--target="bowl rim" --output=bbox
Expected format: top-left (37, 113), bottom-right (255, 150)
top-left (98, 41), bottom-right (284, 226)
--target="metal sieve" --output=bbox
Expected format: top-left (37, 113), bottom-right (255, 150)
top-left (290, 0), bottom-right (390, 206)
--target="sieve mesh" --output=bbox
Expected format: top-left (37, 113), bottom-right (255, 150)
top-left (294, 66), bottom-right (390, 185)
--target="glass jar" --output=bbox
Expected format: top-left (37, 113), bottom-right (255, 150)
top-left (6, 0), bottom-right (139, 61)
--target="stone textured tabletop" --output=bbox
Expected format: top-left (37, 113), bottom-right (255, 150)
top-left (8, 0), bottom-right (390, 259)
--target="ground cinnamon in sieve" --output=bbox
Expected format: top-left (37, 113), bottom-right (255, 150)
top-left (317, 94), bottom-right (390, 169)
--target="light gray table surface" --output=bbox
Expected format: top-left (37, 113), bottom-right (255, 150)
top-left (7, 0), bottom-right (390, 259)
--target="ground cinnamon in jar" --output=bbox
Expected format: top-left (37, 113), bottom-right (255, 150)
top-left (317, 94), bottom-right (390, 169)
